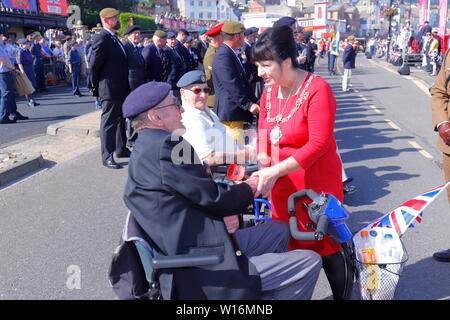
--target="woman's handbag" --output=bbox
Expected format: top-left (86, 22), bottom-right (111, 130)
top-left (13, 71), bottom-right (35, 96)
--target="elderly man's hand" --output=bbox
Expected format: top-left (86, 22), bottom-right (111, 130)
top-left (438, 122), bottom-right (450, 146)
top-left (244, 175), bottom-right (259, 195)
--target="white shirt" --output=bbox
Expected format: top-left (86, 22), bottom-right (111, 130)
top-left (181, 103), bottom-right (239, 160)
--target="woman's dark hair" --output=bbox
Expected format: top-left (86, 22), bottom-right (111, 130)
top-left (251, 25), bottom-right (299, 68)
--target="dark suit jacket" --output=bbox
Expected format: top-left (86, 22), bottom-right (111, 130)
top-left (123, 40), bottom-right (147, 91)
top-left (142, 43), bottom-right (170, 82)
top-left (194, 40), bottom-right (208, 64)
top-left (123, 128), bottom-right (261, 299)
top-left (212, 44), bottom-right (256, 122)
top-left (175, 39), bottom-right (195, 72)
top-left (166, 47), bottom-right (185, 90)
top-left (90, 29), bottom-right (130, 101)
top-left (343, 44), bottom-right (356, 69)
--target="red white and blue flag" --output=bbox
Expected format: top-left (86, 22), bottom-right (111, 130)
top-left (364, 182), bottom-right (449, 236)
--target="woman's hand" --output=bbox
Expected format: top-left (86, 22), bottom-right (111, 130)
top-left (251, 166), bottom-right (281, 198)
top-left (257, 152), bottom-right (271, 168)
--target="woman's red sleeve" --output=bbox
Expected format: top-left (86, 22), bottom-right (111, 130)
top-left (291, 80), bottom-right (336, 170)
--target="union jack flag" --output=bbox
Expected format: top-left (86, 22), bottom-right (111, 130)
top-left (364, 182), bottom-right (449, 236)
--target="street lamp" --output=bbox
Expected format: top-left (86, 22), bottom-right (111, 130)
top-left (386, 0), bottom-right (393, 61)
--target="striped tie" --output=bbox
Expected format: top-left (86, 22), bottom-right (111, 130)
top-left (160, 49), bottom-right (168, 82)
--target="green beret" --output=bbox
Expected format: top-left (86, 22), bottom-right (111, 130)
top-left (221, 21), bottom-right (245, 35)
top-left (99, 8), bottom-right (120, 18)
top-left (153, 30), bottom-right (167, 39)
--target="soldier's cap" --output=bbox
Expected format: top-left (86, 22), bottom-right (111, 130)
top-left (221, 21), bottom-right (245, 35)
top-left (31, 32), bottom-right (41, 39)
top-left (17, 38), bottom-right (28, 44)
top-left (177, 70), bottom-right (207, 88)
top-left (84, 35), bottom-right (92, 40)
top-left (244, 27), bottom-right (258, 36)
top-left (273, 16), bottom-right (296, 29)
top-left (432, 28), bottom-right (438, 33)
top-left (99, 8), bottom-right (120, 19)
top-left (205, 23), bottom-right (223, 37)
top-left (297, 26), bottom-right (304, 33)
top-left (124, 25), bottom-right (141, 35)
top-left (123, 82), bottom-right (172, 118)
top-left (200, 29), bottom-right (208, 35)
top-left (167, 31), bottom-right (176, 39)
top-left (183, 36), bottom-right (193, 43)
top-left (69, 40), bottom-right (78, 46)
top-left (347, 35), bottom-right (355, 41)
top-left (153, 30), bottom-right (167, 39)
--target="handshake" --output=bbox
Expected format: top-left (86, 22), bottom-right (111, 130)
top-left (243, 152), bottom-right (279, 199)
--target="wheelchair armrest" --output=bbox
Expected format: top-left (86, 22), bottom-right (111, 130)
top-left (210, 165), bottom-right (229, 174)
top-left (152, 253), bottom-right (223, 269)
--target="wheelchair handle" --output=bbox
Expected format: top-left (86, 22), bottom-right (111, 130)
top-left (287, 189), bottom-right (320, 215)
top-left (289, 213), bottom-right (328, 241)
top-left (287, 189), bottom-right (327, 241)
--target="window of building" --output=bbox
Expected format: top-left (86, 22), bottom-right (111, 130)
top-left (199, 1), bottom-right (203, 6)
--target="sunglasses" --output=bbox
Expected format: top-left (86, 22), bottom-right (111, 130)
top-left (187, 87), bottom-right (210, 94)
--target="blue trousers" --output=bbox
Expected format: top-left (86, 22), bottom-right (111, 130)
top-left (328, 53), bottom-right (337, 74)
top-left (33, 57), bottom-right (46, 90)
top-left (71, 63), bottom-right (81, 94)
top-left (0, 72), bottom-right (18, 122)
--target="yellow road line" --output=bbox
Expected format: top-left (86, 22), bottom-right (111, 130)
top-left (385, 119), bottom-right (401, 130)
top-left (358, 94), bottom-right (368, 101)
top-left (408, 141), bottom-right (434, 159)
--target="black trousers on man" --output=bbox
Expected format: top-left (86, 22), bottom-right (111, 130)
top-left (100, 100), bottom-right (127, 163)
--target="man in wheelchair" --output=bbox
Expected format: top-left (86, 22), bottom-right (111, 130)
top-left (110, 81), bottom-right (322, 300)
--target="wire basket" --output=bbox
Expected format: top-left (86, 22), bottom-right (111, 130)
top-left (352, 239), bottom-right (409, 300)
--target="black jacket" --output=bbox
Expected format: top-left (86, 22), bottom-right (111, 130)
top-left (212, 44), bottom-right (256, 122)
top-left (123, 129), bottom-right (261, 299)
top-left (142, 43), bottom-right (170, 82)
top-left (343, 44), bottom-right (356, 69)
top-left (123, 39), bottom-right (147, 91)
top-left (90, 29), bottom-right (130, 101)
top-left (166, 47), bottom-right (186, 90)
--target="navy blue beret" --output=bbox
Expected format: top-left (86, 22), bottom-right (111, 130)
top-left (167, 31), bottom-right (176, 39)
top-left (123, 81), bottom-right (172, 118)
top-left (273, 16), bottom-right (296, 28)
top-left (124, 25), bottom-right (141, 35)
top-left (177, 70), bottom-right (206, 88)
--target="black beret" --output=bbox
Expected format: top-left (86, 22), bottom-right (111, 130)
top-left (273, 16), bottom-right (296, 28)
top-left (177, 70), bottom-right (206, 88)
top-left (123, 81), bottom-right (172, 118)
top-left (124, 25), bottom-right (141, 35)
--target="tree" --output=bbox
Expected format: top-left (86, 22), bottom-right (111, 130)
top-left (69, 0), bottom-right (139, 28)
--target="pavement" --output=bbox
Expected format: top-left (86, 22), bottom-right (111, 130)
top-left (0, 56), bottom-right (440, 188)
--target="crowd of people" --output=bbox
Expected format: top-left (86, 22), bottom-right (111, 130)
top-left (365, 21), bottom-right (445, 76)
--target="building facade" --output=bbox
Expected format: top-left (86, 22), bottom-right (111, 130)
top-left (177, 0), bottom-right (240, 22)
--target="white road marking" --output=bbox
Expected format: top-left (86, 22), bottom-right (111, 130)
top-left (369, 105), bottom-right (382, 113)
top-left (385, 119), bottom-right (401, 130)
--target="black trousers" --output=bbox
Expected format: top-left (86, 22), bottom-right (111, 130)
top-left (100, 99), bottom-right (127, 162)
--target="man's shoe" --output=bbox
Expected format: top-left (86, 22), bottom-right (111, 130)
top-left (13, 114), bottom-right (29, 121)
top-left (103, 158), bottom-right (122, 169)
top-left (0, 118), bottom-right (17, 124)
top-left (433, 249), bottom-right (450, 262)
top-left (116, 149), bottom-right (131, 158)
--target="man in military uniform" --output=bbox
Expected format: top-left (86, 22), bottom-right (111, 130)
top-left (122, 25), bottom-right (146, 92)
top-left (430, 47), bottom-right (450, 262)
top-left (212, 21), bottom-right (259, 144)
top-left (203, 23), bottom-right (223, 109)
top-left (90, 8), bottom-right (131, 169)
top-left (142, 30), bottom-right (171, 83)
top-left (241, 27), bottom-right (263, 100)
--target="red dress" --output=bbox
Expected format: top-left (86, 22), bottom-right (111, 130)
top-left (258, 73), bottom-right (343, 256)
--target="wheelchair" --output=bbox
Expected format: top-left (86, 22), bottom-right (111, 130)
top-left (108, 212), bottom-right (223, 300)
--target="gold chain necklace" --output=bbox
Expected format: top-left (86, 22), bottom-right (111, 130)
top-left (266, 75), bottom-right (314, 145)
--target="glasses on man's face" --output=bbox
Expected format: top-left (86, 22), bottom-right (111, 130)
top-left (187, 87), bottom-right (210, 95)
top-left (153, 103), bottom-right (182, 111)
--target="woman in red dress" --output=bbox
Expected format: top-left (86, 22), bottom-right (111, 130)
top-left (251, 25), bottom-right (353, 300)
